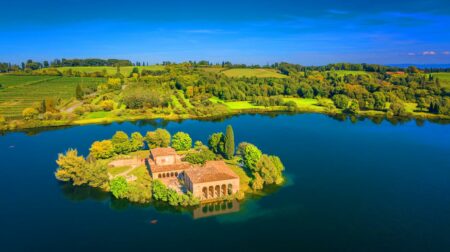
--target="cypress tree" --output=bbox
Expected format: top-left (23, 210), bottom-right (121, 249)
top-left (224, 125), bottom-right (235, 159)
top-left (75, 84), bottom-right (83, 100)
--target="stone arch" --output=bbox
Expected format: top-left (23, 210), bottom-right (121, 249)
top-left (209, 186), bottom-right (214, 198)
top-left (202, 187), bottom-right (208, 199)
top-left (174, 172), bottom-right (178, 177)
top-left (162, 173), bottom-right (166, 178)
top-left (158, 174), bottom-right (161, 178)
top-left (221, 184), bottom-right (226, 196)
top-left (228, 184), bottom-right (233, 195)
top-left (215, 185), bottom-right (220, 198)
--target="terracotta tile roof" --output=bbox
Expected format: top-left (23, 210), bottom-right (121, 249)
top-left (150, 147), bottom-right (177, 158)
top-left (148, 159), bottom-right (192, 173)
top-left (185, 160), bottom-right (239, 184)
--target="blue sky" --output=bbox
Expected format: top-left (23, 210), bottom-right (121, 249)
top-left (1, 0), bottom-right (450, 65)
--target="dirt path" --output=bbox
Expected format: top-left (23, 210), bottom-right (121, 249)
top-left (63, 101), bottom-right (83, 113)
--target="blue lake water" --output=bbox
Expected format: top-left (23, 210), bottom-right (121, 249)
top-left (1, 113), bottom-right (449, 251)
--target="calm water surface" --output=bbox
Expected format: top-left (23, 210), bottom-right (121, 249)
top-left (1, 114), bottom-right (449, 251)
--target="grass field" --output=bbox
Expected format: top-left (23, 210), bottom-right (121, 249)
top-left (333, 70), bottom-right (369, 76)
top-left (432, 72), bottom-right (450, 89)
top-left (40, 65), bottom-right (166, 76)
top-left (0, 75), bottom-right (104, 117)
top-left (209, 97), bottom-right (264, 110)
top-left (222, 68), bottom-right (288, 78)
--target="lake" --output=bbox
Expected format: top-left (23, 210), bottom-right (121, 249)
top-left (1, 113), bottom-right (449, 251)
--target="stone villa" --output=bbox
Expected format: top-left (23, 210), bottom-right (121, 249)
top-left (147, 147), bottom-right (239, 201)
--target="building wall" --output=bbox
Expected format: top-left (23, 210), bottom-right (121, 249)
top-left (185, 177), bottom-right (240, 201)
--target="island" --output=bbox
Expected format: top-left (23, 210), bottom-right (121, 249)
top-left (54, 125), bottom-right (285, 207)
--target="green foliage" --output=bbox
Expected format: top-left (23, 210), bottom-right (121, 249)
top-left (256, 155), bottom-right (285, 185)
top-left (145, 128), bottom-right (171, 148)
top-left (22, 107), bottom-right (39, 120)
top-left (390, 101), bottom-right (407, 116)
top-left (251, 173), bottom-right (264, 190)
top-left (224, 125), bottom-right (235, 159)
top-left (171, 131), bottom-right (192, 151)
top-left (239, 142), bottom-right (262, 172)
top-left (55, 149), bottom-right (109, 189)
top-left (111, 131), bottom-right (131, 154)
top-left (75, 83), bottom-right (83, 99)
top-left (332, 94), bottom-right (350, 109)
top-left (130, 132), bottom-right (144, 151)
top-left (183, 146), bottom-right (216, 164)
top-left (89, 140), bottom-right (115, 159)
top-left (110, 177), bottom-right (128, 199)
top-left (208, 132), bottom-right (225, 154)
top-left (152, 179), bottom-right (199, 206)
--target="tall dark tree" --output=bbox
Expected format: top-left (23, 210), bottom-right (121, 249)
top-left (75, 84), bottom-right (83, 100)
top-left (224, 125), bottom-right (235, 159)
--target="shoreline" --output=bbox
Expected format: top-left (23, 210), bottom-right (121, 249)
top-left (1, 107), bottom-right (450, 134)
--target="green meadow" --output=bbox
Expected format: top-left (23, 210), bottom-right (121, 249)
top-left (0, 75), bottom-right (104, 117)
top-left (221, 68), bottom-right (288, 78)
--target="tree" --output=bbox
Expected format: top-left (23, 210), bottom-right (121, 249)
top-left (183, 146), bottom-right (216, 164)
top-left (152, 179), bottom-right (169, 202)
top-left (224, 125), bottom-right (235, 159)
top-left (112, 131), bottom-right (131, 154)
top-left (256, 154), bottom-right (284, 185)
top-left (76, 84), bottom-right (83, 100)
top-left (145, 128), bottom-right (171, 148)
top-left (373, 92), bottom-right (386, 110)
top-left (332, 94), bottom-right (350, 109)
top-left (347, 100), bottom-right (360, 114)
top-left (89, 140), bottom-right (115, 159)
top-left (85, 160), bottom-right (109, 190)
top-left (0, 114), bottom-right (6, 124)
top-left (22, 107), bottom-right (39, 120)
top-left (55, 149), bottom-right (88, 185)
top-left (390, 101), bottom-right (407, 116)
top-left (99, 100), bottom-right (114, 111)
top-left (208, 132), bottom-right (224, 154)
top-left (239, 142), bottom-right (262, 171)
top-left (130, 132), bottom-right (144, 151)
top-left (171, 132), bottom-right (192, 151)
top-left (251, 173), bottom-right (264, 190)
top-left (110, 177), bottom-right (128, 199)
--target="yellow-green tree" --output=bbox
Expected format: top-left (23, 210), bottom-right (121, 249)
top-left (89, 140), bottom-right (114, 159)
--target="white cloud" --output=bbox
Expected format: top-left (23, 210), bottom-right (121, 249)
top-left (443, 51), bottom-right (450, 55)
top-left (422, 51), bottom-right (436, 55)
top-left (407, 52), bottom-right (416, 56)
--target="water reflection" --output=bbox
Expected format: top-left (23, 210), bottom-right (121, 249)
top-left (192, 200), bottom-right (240, 219)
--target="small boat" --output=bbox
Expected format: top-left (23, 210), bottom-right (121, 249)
top-left (150, 219), bottom-right (158, 224)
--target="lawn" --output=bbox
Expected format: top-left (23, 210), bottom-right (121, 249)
top-left (51, 65), bottom-right (165, 76)
top-left (283, 97), bottom-right (332, 112)
top-left (222, 68), bottom-right (288, 78)
top-left (225, 158), bottom-right (252, 193)
top-left (209, 97), bottom-right (263, 110)
top-left (0, 76), bottom-right (104, 118)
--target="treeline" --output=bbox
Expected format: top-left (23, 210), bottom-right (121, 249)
top-left (0, 58), bottom-right (133, 72)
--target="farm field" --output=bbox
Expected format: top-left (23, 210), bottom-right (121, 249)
top-left (0, 76), bottom-right (104, 118)
top-left (432, 72), bottom-right (450, 89)
top-left (333, 70), bottom-right (369, 76)
top-left (36, 65), bottom-right (165, 76)
top-left (221, 68), bottom-right (288, 78)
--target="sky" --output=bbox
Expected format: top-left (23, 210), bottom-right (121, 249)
top-left (1, 0), bottom-right (450, 65)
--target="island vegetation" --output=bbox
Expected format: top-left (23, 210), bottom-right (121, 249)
top-left (54, 125), bottom-right (286, 207)
top-left (1, 59), bottom-right (450, 132)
